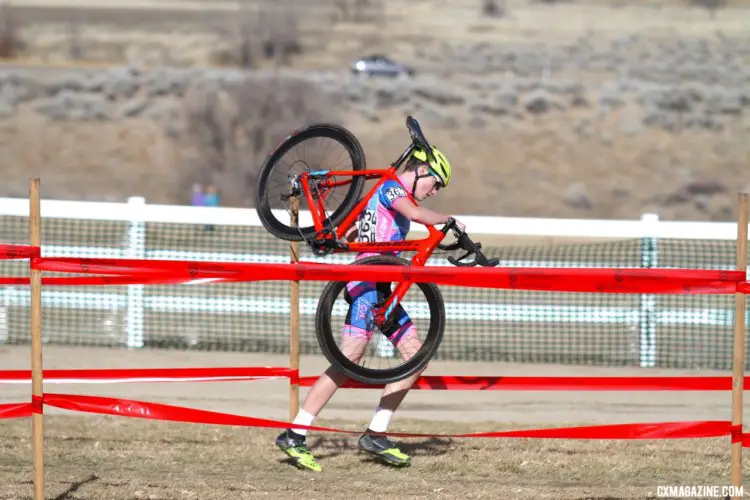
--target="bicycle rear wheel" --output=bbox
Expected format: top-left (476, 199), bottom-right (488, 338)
top-left (314, 255), bottom-right (446, 385)
top-left (255, 123), bottom-right (366, 242)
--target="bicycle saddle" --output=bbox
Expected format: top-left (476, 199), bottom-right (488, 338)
top-left (406, 115), bottom-right (432, 151)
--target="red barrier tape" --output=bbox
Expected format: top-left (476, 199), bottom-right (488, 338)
top-left (31, 257), bottom-right (745, 294)
top-left (1, 367), bottom-right (747, 391)
top-left (0, 402), bottom-right (32, 419)
top-left (0, 275), bottom-right (219, 286)
top-left (299, 375), bottom-right (750, 391)
top-left (0, 367), bottom-right (295, 384)
top-left (37, 393), bottom-right (734, 440)
top-left (0, 244), bottom-right (39, 260)
top-left (1, 395), bottom-right (747, 444)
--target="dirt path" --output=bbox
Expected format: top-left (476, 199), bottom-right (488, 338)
top-left (1, 345), bottom-right (744, 425)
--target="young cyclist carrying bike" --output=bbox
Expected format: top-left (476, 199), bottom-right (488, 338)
top-left (275, 145), bottom-right (464, 472)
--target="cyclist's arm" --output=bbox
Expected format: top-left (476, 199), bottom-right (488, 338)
top-left (391, 198), bottom-right (464, 230)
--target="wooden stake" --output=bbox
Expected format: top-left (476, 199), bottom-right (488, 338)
top-left (29, 178), bottom-right (44, 500)
top-left (731, 191), bottom-right (748, 496)
top-left (289, 197), bottom-right (300, 421)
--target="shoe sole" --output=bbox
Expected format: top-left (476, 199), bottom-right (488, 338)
top-left (358, 448), bottom-right (411, 467)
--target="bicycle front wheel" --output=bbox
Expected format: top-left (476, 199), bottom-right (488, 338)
top-left (314, 255), bottom-right (446, 385)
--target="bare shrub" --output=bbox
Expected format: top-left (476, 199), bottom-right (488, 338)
top-left (333, 0), bottom-right (385, 23)
top-left (689, 0), bottom-right (726, 18)
top-left (0, 1), bottom-right (23, 59)
top-left (211, 3), bottom-right (302, 69)
top-left (259, 5), bottom-right (302, 66)
top-left (481, 0), bottom-right (505, 17)
top-left (179, 74), bottom-right (341, 207)
top-left (67, 21), bottom-right (84, 60)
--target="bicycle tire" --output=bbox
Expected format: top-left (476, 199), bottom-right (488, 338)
top-left (255, 123), bottom-right (367, 242)
top-left (314, 255), bottom-right (446, 385)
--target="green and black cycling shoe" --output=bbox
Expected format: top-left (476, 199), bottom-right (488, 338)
top-left (358, 430), bottom-right (412, 467)
top-left (275, 430), bottom-right (322, 472)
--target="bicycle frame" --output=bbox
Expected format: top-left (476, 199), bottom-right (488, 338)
top-left (296, 146), bottom-right (450, 330)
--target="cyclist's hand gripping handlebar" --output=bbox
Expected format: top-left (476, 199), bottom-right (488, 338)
top-left (437, 218), bottom-right (500, 267)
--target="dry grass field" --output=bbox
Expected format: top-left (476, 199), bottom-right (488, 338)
top-left (1, 416), bottom-right (745, 500)
top-left (2, 347), bottom-right (750, 499)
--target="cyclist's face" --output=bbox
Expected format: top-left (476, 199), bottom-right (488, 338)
top-left (415, 167), bottom-right (440, 201)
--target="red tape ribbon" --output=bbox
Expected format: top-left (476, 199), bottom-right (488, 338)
top-left (40, 392), bottom-right (732, 440)
top-left (0, 275), bottom-right (224, 286)
top-left (31, 395), bottom-right (43, 414)
top-left (1, 368), bottom-right (748, 391)
top-left (31, 257), bottom-right (745, 294)
top-left (303, 375), bottom-right (748, 391)
top-left (4, 394), bottom-right (749, 445)
top-left (0, 402), bottom-right (32, 419)
top-left (731, 424), bottom-right (743, 443)
top-left (0, 367), bottom-right (295, 384)
top-left (0, 244), bottom-right (40, 260)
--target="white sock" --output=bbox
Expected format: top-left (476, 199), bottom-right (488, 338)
top-left (291, 409), bottom-right (316, 436)
top-left (368, 407), bottom-right (394, 433)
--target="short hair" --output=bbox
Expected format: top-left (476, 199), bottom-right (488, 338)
top-left (405, 156), bottom-right (426, 172)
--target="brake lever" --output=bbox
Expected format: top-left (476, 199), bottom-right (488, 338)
top-left (437, 241), bottom-right (461, 251)
top-left (445, 231), bottom-right (500, 267)
top-left (447, 254), bottom-right (478, 267)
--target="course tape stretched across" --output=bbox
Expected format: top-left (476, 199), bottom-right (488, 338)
top-left (0, 367), bottom-right (295, 384)
top-left (0, 243), bottom-right (746, 292)
top-left (0, 244), bottom-right (40, 260)
top-left (0, 275), bottom-right (212, 286)
top-left (23, 256), bottom-right (744, 293)
top-left (0, 393), bottom-right (740, 443)
top-left (2, 367), bottom-right (750, 391)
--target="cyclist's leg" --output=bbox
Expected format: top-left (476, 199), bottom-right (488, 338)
top-left (379, 306), bottom-right (424, 404)
top-left (278, 281), bottom-right (376, 471)
top-left (359, 296), bottom-right (421, 466)
top-left (299, 281), bottom-right (375, 414)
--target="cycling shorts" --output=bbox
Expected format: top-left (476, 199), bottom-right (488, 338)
top-left (341, 280), bottom-right (415, 345)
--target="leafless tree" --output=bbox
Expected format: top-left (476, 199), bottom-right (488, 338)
top-left (179, 74), bottom-right (341, 207)
top-left (481, 0), bottom-right (506, 18)
top-left (0, 0), bottom-right (23, 59)
top-left (216, 2), bottom-right (302, 69)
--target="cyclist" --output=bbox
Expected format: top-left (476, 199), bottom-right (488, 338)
top-left (275, 145), bottom-right (465, 472)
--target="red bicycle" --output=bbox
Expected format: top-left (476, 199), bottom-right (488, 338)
top-left (256, 116), bottom-right (498, 384)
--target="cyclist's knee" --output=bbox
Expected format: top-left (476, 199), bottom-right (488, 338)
top-left (388, 322), bottom-right (417, 345)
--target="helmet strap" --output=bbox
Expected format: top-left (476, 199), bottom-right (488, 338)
top-left (412, 173), bottom-right (438, 197)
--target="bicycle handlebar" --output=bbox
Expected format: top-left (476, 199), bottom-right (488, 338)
top-left (437, 218), bottom-right (499, 268)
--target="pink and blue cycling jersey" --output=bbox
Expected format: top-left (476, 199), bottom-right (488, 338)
top-left (355, 179), bottom-right (410, 259)
top-left (343, 179), bottom-right (415, 345)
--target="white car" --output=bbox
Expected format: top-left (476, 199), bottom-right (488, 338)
top-left (351, 55), bottom-right (415, 78)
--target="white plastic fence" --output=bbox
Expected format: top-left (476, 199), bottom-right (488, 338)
top-left (0, 195), bottom-right (745, 367)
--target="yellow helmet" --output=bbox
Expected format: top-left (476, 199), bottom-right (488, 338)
top-left (412, 146), bottom-right (452, 188)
